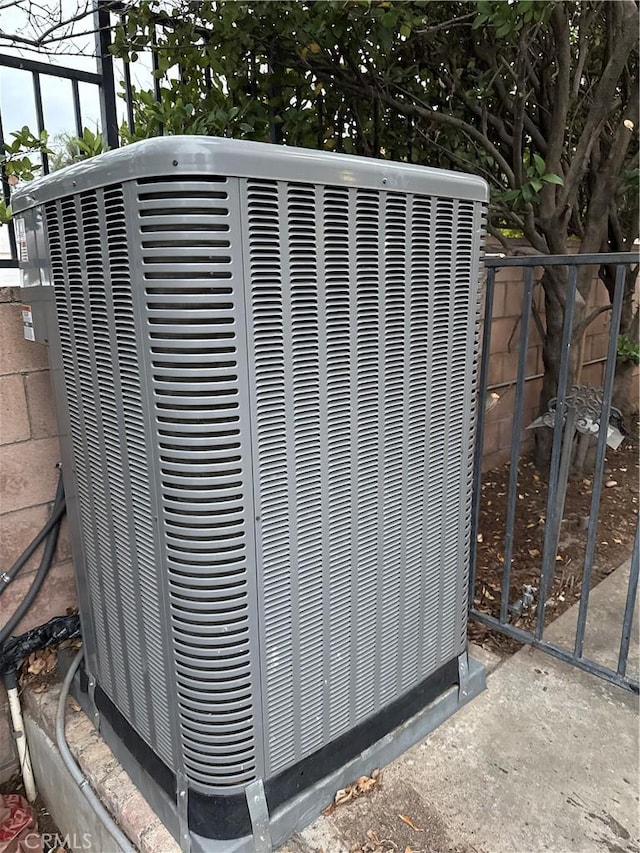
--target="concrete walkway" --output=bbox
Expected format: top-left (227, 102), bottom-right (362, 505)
top-left (282, 562), bottom-right (639, 853)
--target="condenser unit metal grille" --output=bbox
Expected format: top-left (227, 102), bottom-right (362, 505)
top-left (15, 136), bottom-right (488, 848)
top-left (137, 176), bottom-right (261, 789)
top-left (243, 181), bottom-right (483, 775)
top-left (45, 189), bottom-right (176, 765)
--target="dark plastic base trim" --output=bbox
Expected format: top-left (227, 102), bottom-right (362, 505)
top-left (90, 657), bottom-right (458, 840)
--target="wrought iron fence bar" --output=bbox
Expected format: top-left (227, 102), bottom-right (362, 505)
top-left (122, 44), bottom-right (136, 137)
top-left (72, 79), bottom-right (83, 138)
top-left (574, 264), bottom-right (626, 658)
top-left (151, 29), bottom-right (163, 137)
top-left (406, 114), bottom-right (413, 163)
top-left (500, 267), bottom-right (534, 622)
top-left (0, 52), bottom-right (102, 85)
top-left (469, 267), bottom-right (495, 607)
top-left (535, 264), bottom-right (579, 639)
top-left (0, 109), bottom-right (17, 263)
top-left (470, 609), bottom-right (639, 694)
top-left (316, 92), bottom-right (324, 150)
top-left (484, 252), bottom-right (638, 268)
top-left (95, 1), bottom-right (119, 149)
top-left (618, 520), bottom-right (639, 678)
top-left (31, 72), bottom-right (49, 175)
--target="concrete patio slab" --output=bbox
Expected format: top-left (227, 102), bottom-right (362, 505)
top-left (281, 561), bottom-right (640, 853)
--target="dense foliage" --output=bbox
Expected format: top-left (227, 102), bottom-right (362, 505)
top-left (111, 0), bottom-right (639, 435)
top-left (112, 1), bottom-right (638, 253)
top-left (0, 127), bottom-right (51, 224)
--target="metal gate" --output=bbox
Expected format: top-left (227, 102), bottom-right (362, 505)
top-left (470, 252), bottom-right (639, 694)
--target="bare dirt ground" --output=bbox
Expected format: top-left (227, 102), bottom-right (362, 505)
top-left (469, 417), bottom-right (639, 654)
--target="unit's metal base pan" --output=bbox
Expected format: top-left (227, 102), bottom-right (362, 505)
top-left (78, 653), bottom-right (484, 852)
top-left (190, 654), bottom-right (485, 852)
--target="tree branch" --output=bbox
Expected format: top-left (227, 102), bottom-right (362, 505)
top-left (0, 3), bottom-right (93, 47)
top-left (559, 0), bottom-right (639, 211)
top-left (575, 303), bottom-right (611, 336)
top-left (531, 294), bottom-right (547, 343)
top-left (383, 84), bottom-right (517, 186)
top-left (486, 224), bottom-right (510, 252)
top-left (539, 3), bottom-right (571, 221)
top-left (416, 12), bottom-right (476, 34)
top-left (571, 4), bottom-right (596, 98)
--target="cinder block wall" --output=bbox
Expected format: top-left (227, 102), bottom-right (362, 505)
top-left (0, 284), bottom-right (77, 783)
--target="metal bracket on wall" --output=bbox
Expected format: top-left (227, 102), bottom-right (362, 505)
top-left (246, 778), bottom-right (273, 853)
top-left (176, 771), bottom-right (191, 853)
top-left (457, 651), bottom-right (471, 701)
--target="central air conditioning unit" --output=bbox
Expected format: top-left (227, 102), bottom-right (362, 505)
top-left (15, 137), bottom-right (487, 852)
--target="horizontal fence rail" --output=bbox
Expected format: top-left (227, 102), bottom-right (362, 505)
top-left (470, 252), bottom-right (640, 694)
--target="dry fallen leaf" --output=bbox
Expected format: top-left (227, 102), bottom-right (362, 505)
top-left (323, 770), bottom-right (381, 815)
top-left (399, 814), bottom-right (424, 832)
top-left (335, 787), bottom-right (353, 806)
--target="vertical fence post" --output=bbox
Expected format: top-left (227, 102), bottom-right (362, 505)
top-left (151, 28), bottom-right (163, 138)
top-left (121, 15), bottom-right (136, 139)
top-left (535, 265), bottom-right (579, 639)
top-left (500, 267), bottom-right (534, 621)
top-left (469, 267), bottom-right (495, 608)
top-left (574, 264), bottom-right (626, 657)
top-left (617, 519), bottom-right (639, 678)
top-left (267, 53), bottom-right (283, 145)
top-left (72, 79), bottom-right (83, 137)
top-left (32, 73), bottom-right (49, 174)
top-left (95, 0), bottom-right (119, 149)
top-left (547, 404), bottom-right (577, 594)
top-left (0, 109), bottom-right (17, 262)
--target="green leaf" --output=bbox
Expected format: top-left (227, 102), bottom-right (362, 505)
top-left (472, 12), bottom-right (489, 29)
top-left (542, 173), bottom-right (564, 185)
top-left (533, 153), bottom-right (545, 176)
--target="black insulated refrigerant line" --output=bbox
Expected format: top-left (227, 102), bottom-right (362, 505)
top-left (0, 470), bottom-right (65, 646)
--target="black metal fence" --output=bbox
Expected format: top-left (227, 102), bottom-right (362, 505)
top-left (0, 50), bottom-right (106, 267)
top-left (470, 253), bottom-right (639, 694)
top-left (0, 2), bottom-right (119, 269)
